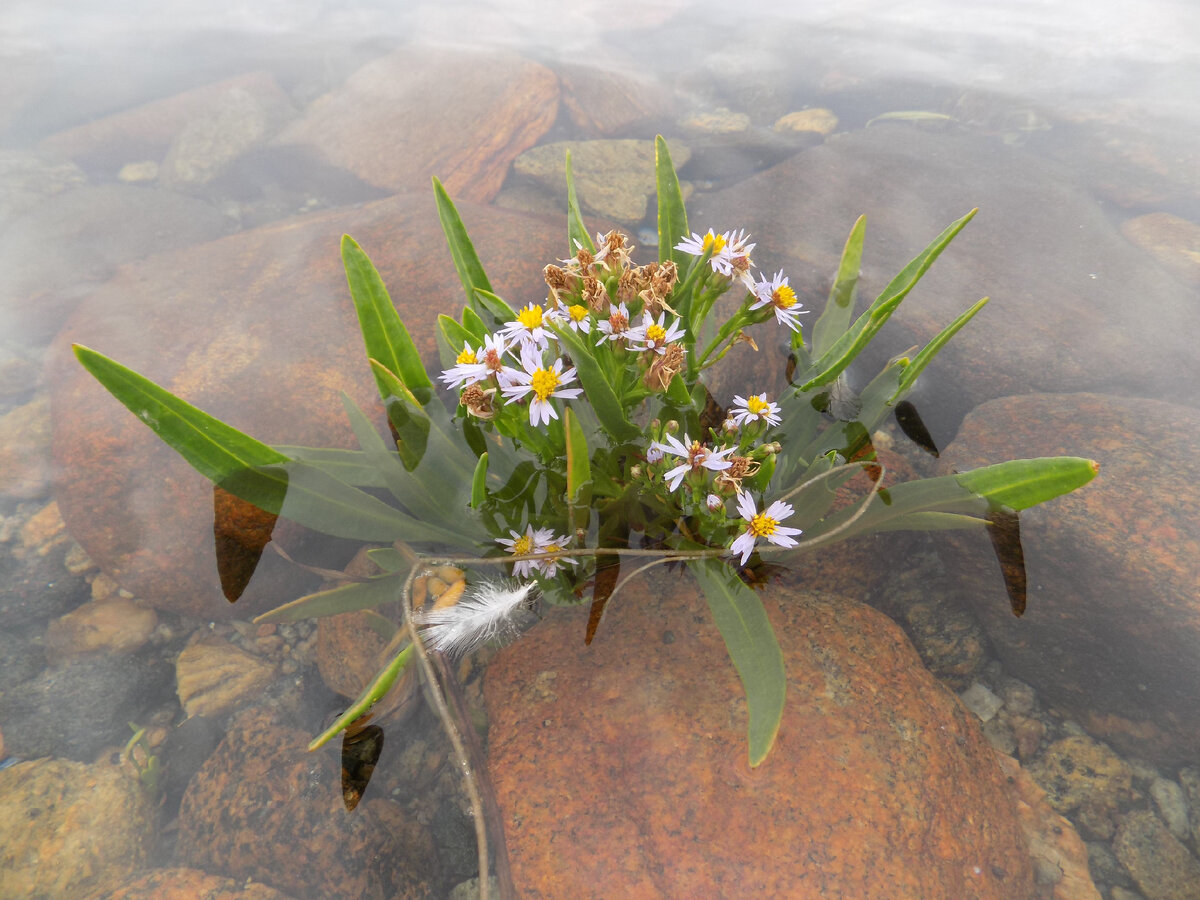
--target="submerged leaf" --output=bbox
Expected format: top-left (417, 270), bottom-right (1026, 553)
top-left (212, 485), bottom-right (279, 603)
top-left (894, 400), bottom-right (939, 458)
top-left (986, 507), bottom-right (1027, 616)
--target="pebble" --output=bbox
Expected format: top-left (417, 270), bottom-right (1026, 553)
top-left (175, 639), bottom-right (277, 719)
top-left (960, 681), bottom-right (1004, 722)
top-left (774, 108), bottom-right (839, 136)
top-left (117, 160), bottom-right (158, 183)
top-left (62, 541), bottom-right (94, 575)
top-left (1114, 809), bottom-right (1200, 900)
top-left (1150, 777), bottom-right (1191, 840)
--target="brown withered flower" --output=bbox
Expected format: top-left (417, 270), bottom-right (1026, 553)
top-left (543, 264), bottom-right (578, 307)
top-left (581, 274), bottom-right (608, 311)
top-left (644, 342), bottom-right (686, 392)
top-left (714, 454), bottom-right (761, 493)
top-left (461, 384), bottom-right (497, 419)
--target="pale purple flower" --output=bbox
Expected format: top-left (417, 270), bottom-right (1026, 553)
top-left (728, 492), bottom-right (803, 565)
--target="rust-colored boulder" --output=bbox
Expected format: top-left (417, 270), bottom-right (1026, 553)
top-left (176, 707), bottom-right (434, 900)
top-left (49, 194), bottom-right (564, 618)
top-left (273, 47), bottom-right (558, 202)
top-left (938, 392), bottom-right (1200, 764)
top-left (484, 575), bottom-right (1034, 898)
top-left (86, 867), bottom-right (298, 900)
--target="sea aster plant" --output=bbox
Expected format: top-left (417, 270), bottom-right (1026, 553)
top-left (729, 493), bottom-right (803, 565)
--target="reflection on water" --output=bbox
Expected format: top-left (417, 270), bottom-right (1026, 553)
top-left (2, 1), bottom-right (1200, 897)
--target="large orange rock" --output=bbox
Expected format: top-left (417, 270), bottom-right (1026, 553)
top-left (273, 47), bottom-right (558, 202)
top-left (48, 194), bottom-right (564, 618)
top-left (484, 575), bottom-right (1035, 898)
top-left (938, 392), bottom-right (1200, 764)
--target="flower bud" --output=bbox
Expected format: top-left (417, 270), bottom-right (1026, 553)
top-left (706, 493), bottom-right (724, 513)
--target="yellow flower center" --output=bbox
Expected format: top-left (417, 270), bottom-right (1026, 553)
top-left (646, 323), bottom-right (667, 344)
top-left (749, 513), bottom-right (778, 537)
top-left (746, 395), bottom-right (768, 416)
top-left (545, 543), bottom-right (562, 554)
top-left (456, 348), bottom-right (477, 365)
top-left (703, 232), bottom-right (727, 254)
top-left (569, 304), bottom-right (588, 323)
top-left (512, 535), bottom-right (533, 555)
top-left (773, 285), bottom-right (797, 309)
top-left (517, 305), bottom-right (544, 329)
top-left (530, 367), bottom-right (560, 401)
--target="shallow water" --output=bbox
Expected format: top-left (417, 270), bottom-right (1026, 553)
top-left (2, 1), bottom-right (1199, 898)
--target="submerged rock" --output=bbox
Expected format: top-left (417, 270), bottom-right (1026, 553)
top-left (85, 867), bottom-right (298, 899)
top-left (176, 707), bottom-right (435, 900)
top-left (938, 392), bottom-right (1200, 764)
top-left (273, 47), bottom-right (558, 202)
top-left (175, 638), bottom-right (277, 719)
top-left (49, 194), bottom-right (565, 619)
top-left (1120, 212), bottom-right (1200, 287)
top-left (484, 576), bottom-right (1034, 898)
top-left (689, 127), bottom-right (1200, 438)
top-left (1113, 809), bottom-right (1200, 900)
top-left (0, 758), bottom-right (153, 899)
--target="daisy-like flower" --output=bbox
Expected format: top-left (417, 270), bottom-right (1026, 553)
top-left (730, 393), bottom-right (782, 428)
top-left (714, 229), bottom-right (756, 289)
top-left (415, 579), bottom-right (538, 656)
top-left (729, 492), bottom-right (803, 565)
top-left (439, 333), bottom-right (510, 389)
top-left (645, 442), bottom-right (664, 463)
top-left (595, 301), bottom-right (631, 345)
top-left (565, 303), bottom-right (591, 333)
top-left (499, 303), bottom-right (563, 351)
top-left (628, 311), bottom-right (686, 355)
top-left (497, 524), bottom-right (555, 578)
top-left (675, 229), bottom-right (730, 273)
top-left (751, 270), bottom-right (808, 332)
top-left (501, 346), bottom-right (583, 426)
top-left (534, 534), bottom-right (578, 578)
top-left (651, 432), bottom-right (736, 492)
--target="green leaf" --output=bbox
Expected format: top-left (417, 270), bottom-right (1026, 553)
top-left (811, 215), bottom-right (865, 358)
top-left (564, 408), bottom-right (592, 536)
top-left (565, 150), bottom-right (595, 258)
top-left (551, 324), bottom-right (642, 443)
top-left (437, 313), bottom-right (479, 370)
top-left (473, 288), bottom-right (518, 326)
top-left (74, 345), bottom-right (290, 513)
top-left (342, 235), bottom-right (433, 405)
top-left (893, 297), bottom-right (989, 400)
top-left (800, 209), bottom-right (977, 391)
top-left (273, 445), bottom-right (390, 489)
top-left (367, 360), bottom-right (429, 469)
top-left (432, 176), bottom-right (495, 321)
top-left (691, 559), bottom-right (786, 768)
top-left (471, 452), bottom-right (489, 508)
top-left (460, 305), bottom-right (488, 342)
top-left (254, 571), bottom-right (408, 623)
top-left (655, 135), bottom-right (689, 269)
top-left (956, 457), bottom-right (1099, 512)
top-left (366, 546), bottom-right (412, 572)
top-left (308, 644), bottom-right (412, 750)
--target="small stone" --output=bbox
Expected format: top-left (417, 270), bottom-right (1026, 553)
top-left (982, 716), bottom-right (1017, 755)
top-left (1114, 809), bottom-right (1200, 900)
top-left (1028, 734), bottom-right (1133, 824)
top-left (1149, 777), bottom-right (1191, 840)
top-left (1001, 678), bottom-right (1037, 716)
top-left (678, 108), bottom-right (751, 133)
top-left (45, 598), bottom-right (158, 658)
top-left (90, 571), bottom-right (122, 602)
top-left (1086, 840), bottom-right (1133, 888)
top-left (1179, 766), bottom-right (1200, 847)
top-left (0, 395), bottom-right (52, 499)
top-left (116, 160), bottom-right (158, 183)
top-left (448, 875), bottom-right (502, 900)
top-left (63, 541), bottom-right (94, 575)
top-left (774, 108), bottom-right (839, 136)
top-left (17, 499), bottom-right (67, 554)
top-left (0, 758), bottom-right (152, 897)
top-left (961, 682), bottom-right (1005, 722)
top-left (176, 638), bottom-right (277, 719)
top-left (1010, 714), bottom-right (1046, 761)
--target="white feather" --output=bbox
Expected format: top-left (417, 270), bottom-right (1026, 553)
top-left (414, 579), bottom-right (538, 656)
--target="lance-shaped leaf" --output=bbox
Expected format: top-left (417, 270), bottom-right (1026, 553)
top-left (255, 570), bottom-right (409, 623)
top-left (433, 177), bottom-right (496, 323)
top-left (565, 150), bottom-right (595, 258)
top-left (437, 313), bottom-right (479, 370)
top-left (368, 360), bottom-right (429, 469)
top-left (551, 323), bottom-right (642, 443)
top-left (800, 209), bottom-right (977, 391)
top-left (956, 456), bottom-right (1099, 511)
top-left (655, 135), bottom-right (689, 269)
top-left (893, 296), bottom-right (989, 401)
top-left (564, 408), bottom-right (592, 535)
top-left (473, 288), bottom-right (518, 328)
top-left (470, 452), bottom-right (489, 508)
top-left (74, 344), bottom-right (290, 513)
top-left (342, 235), bottom-right (433, 405)
top-left (309, 644), bottom-right (412, 750)
top-left (272, 445), bottom-right (390, 489)
top-left (691, 559), bottom-right (786, 768)
top-left (811, 214), bottom-right (865, 357)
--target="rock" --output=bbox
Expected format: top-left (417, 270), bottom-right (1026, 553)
top-left (0, 758), bottom-right (153, 898)
top-left (273, 47), bottom-right (557, 202)
top-left (45, 598), bottom-right (157, 659)
top-left (0, 652), bottom-right (173, 761)
top-left (678, 107), bottom-right (751, 134)
top-left (0, 184), bottom-right (233, 345)
top-left (513, 139), bottom-right (691, 224)
top-left (1027, 735), bottom-right (1132, 838)
top-left (176, 707), bottom-right (435, 900)
top-left (0, 628), bottom-right (42, 693)
top-left (558, 64), bottom-right (675, 137)
top-left (1149, 777), bottom-right (1191, 841)
top-left (85, 867), bottom-right (299, 900)
top-left (175, 639), bottom-right (277, 719)
top-left (316, 611), bottom-right (390, 700)
top-left (0, 394), bottom-right (52, 499)
top-left (938, 392), bottom-right (1200, 763)
top-left (49, 193), bottom-right (565, 618)
top-left (0, 149), bottom-right (87, 229)
top-left (1180, 766), bottom-right (1200, 847)
top-left (774, 108), bottom-right (839, 135)
top-left (1113, 809), bottom-right (1200, 900)
top-left (996, 754), bottom-right (1100, 900)
top-left (484, 577), bottom-right (1034, 898)
top-left (18, 499), bottom-right (68, 556)
top-left (961, 682), bottom-right (1004, 722)
top-left (116, 161), bottom-right (159, 183)
top-left (1120, 213), bottom-right (1200, 287)
top-left (38, 71), bottom-right (293, 174)
top-left (688, 128), bottom-right (1200, 437)
top-left (1086, 840), bottom-right (1133, 889)
top-left (0, 533), bottom-right (88, 631)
